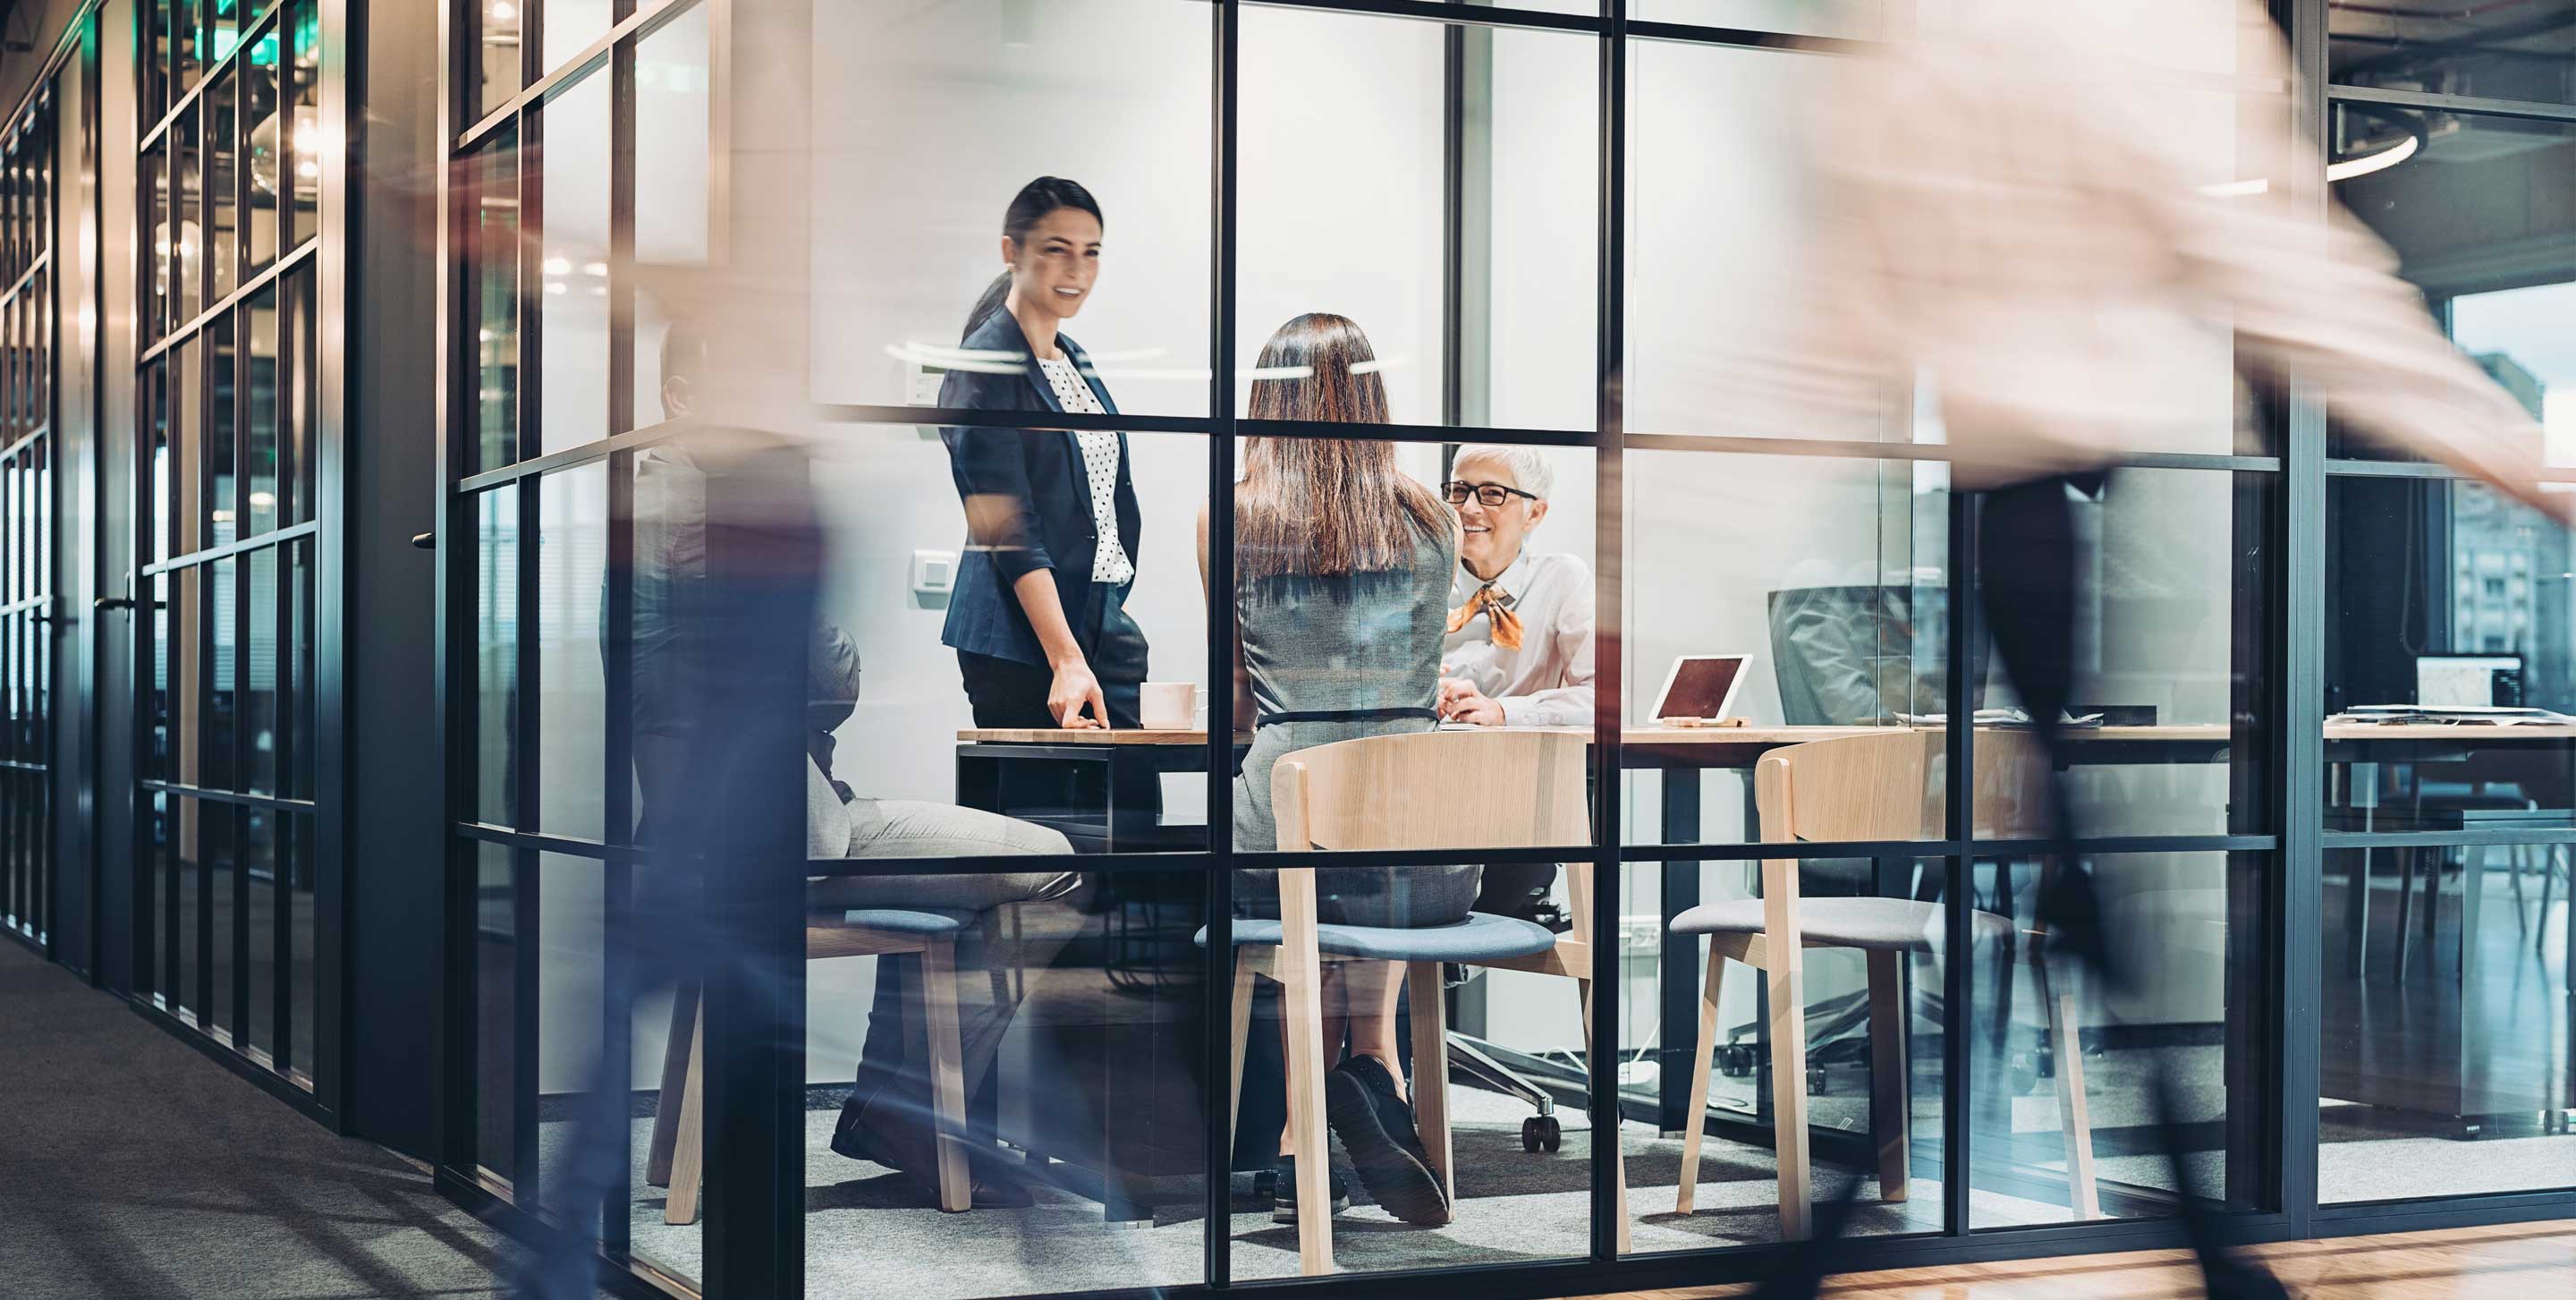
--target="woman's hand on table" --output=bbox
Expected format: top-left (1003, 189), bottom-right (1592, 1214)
top-left (1049, 656), bottom-right (1111, 728)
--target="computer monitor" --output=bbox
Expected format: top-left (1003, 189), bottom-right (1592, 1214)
top-left (2416, 653), bottom-right (2524, 709)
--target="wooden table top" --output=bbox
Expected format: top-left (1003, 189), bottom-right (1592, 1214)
top-left (957, 722), bottom-right (2576, 746)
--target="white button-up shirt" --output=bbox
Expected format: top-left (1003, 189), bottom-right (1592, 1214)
top-left (1443, 549), bottom-right (1597, 727)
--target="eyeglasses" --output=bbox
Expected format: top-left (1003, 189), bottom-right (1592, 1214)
top-left (1441, 480), bottom-right (1540, 508)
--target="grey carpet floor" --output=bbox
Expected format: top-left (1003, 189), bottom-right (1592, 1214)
top-left (0, 942), bottom-right (552, 1300)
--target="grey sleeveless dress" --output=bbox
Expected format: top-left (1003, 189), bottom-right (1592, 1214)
top-left (1234, 521), bottom-right (1479, 928)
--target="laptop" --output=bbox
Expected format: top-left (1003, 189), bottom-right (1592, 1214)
top-left (1650, 655), bottom-right (1753, 726)
top-left (2416, 653), bottom-right (2524, 709)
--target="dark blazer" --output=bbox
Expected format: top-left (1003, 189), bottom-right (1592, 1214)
top-left (937, 310), bottom-right (1144, 668)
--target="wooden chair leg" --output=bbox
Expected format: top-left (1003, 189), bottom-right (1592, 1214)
top-left (1766, 946), bottom-right (1812, 1241)
top-left (1865, 950), bottom-right (1910, 1204)
top-left (921, 937), bottom-right (974, 1214)
top-left (1574, 976), bottom-right (1633, 1254)
top-left (1277, 879), bottom-right (1335, 1275)
top-left (665, 1000), bottom-right (707, 1226)
top-left (1675, 940), bottom-right (1727, 1215)
top-left (1226, 947), bottom-right (1256, 1172)
top-left (645, 981), bottom-right (699, 1188)
top-left (2046, 987), bottom-right (2099, 1219)
top-left (1407, 961), bottom-right (1454, 1220)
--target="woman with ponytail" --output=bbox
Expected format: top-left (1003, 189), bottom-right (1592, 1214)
top-left (936, 176), bottom-right (1161, 837)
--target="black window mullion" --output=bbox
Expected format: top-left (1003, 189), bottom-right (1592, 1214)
top-left (1943, 485), bottom-right (1976, 1236)
top-left (598, 30), bottom-right (637, 1260)
top-left (1201, 0), bottom-right (1238, 1288)
top-left (511, 844), bottom-right (540, 1208)
top-left (1589, 0), bottom-right (1627, 1266)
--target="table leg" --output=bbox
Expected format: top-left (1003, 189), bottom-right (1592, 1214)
top-left (1659, 768), bottom-right (1702, 1134)
top-left (2460, 844), bottom-right (2487, 980)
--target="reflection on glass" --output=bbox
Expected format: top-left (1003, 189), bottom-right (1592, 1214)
top-left (2330, 2), bottom-right (2576, 107)
top-left (242, 15), bottom-right (279, 269)
top-left (477, 486), bottom-right (520, 826)
top-left (538, 72), bottom-right (609, 454)
top-left (475, 0), bottom-right (525, 119)
top-left (1630, 855), bottom-right (1950, 1250)
top-left (174, 109), bottom-right (201, 324)
top-left (544, 0), bottom-right (615, 75)
top-left (2322, 839), bottom-right (2573, 1201)
top-left (537, 465), bottom-right (606, 841)
top-left (144, 142), bottom-right (169, 344)
top-left (631, 4), bottom-right (712, 430)
top-left (1634, 0), bottom-right (1886, 39)
top-left (474, 841), bottom-right (517, 1180)
top-left (536, 853), bottom-right (605, 1219)
top-left (207, 556), bottom-right (235, 794)
top-left (2327, 109), bottom-right (2576, 461)
top-left (246, 546), bottom-right (278, 795)
top-left (209, 314), bottom-right (236, 548)
top-left (1971, 851), bottom-right (2274, 1227)
top-left (811, 0), bottom-right (1211, 417)
top-left (245, 287), bottom-right (279, 532)
top-left (284, 0), bottom-right (320, 251)
top-left (1622, 450), bottom-right (1946, 845)
top-left (246, 805), bottom-right (275, 1057)
top-left (471, 134), bottom-right (520, 470)
top-left (208, 70), bottom-right (236, 299)
top-left (1239, 9), bottom-right (1597, 429)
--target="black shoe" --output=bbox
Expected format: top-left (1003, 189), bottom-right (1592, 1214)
top-left (1325, 1056), bottom-right (1449, 1225)
top-left (1270, 1156), bottom-right (1350, 1224)
top-left (830, 1087), bottom-right (1035, 1209)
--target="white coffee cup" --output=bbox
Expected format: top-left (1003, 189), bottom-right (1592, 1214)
top-left (1140, 682), bottom-right (1200, 730)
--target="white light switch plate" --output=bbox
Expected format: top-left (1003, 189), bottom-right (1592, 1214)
top-left (911, 549), bottom-right (957, 597)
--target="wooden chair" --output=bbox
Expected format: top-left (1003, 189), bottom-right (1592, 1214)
top-left (1210, 729), bottom-right (1629, 1275)
top-left (1671, 730), bottom-right (2099, 1238)
top-left (647, 906), bottom-right (980, 1223)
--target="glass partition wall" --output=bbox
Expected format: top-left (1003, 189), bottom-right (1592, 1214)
top-left (3, 80), bottom-right (63, 953)
top-left (131, 0), bottom-right (330, 1099)
top-left (436, 3), bottom-right (2575, 1296)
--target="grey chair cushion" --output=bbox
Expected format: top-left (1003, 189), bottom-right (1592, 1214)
top-left (1191, 911), bottom-right (1559, 962)
top-left (1671, 896), bottom-right (2014, 950)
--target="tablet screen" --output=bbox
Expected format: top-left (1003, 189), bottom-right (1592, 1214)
top-left (1659, 657), bottom-right (1745, 720)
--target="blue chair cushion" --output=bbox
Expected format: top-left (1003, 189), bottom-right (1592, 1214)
top-left (839, 906), bottom-right (978, 936)
top-left (1191, 911), bottom-right (1559, 962)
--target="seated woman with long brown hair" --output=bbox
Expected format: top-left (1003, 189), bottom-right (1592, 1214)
top-left (1198, 313), bottom-right (1467, 1229)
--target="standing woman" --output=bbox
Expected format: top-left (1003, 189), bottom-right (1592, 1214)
top-left (1198, 313), bottom-right (1467, 1228)
top-left (940, 177), bottom-right (1158, 833)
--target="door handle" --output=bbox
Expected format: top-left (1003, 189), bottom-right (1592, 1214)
top-left (411, 531), bottom-right (436, 550)
top-left (94, 595), bottom-right (135, 611)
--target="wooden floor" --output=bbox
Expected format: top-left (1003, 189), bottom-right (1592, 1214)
top-left (1591, 1220), bottom-right (2575, 1298)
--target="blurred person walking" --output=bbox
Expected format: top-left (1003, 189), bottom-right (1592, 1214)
top-left (1730, 4), bottom-right (2566, 1298)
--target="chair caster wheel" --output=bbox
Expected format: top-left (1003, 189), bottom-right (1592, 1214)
top-left (1719, 1044), bottom-right (1756, 1077)
top-left (1808, 1064), bottom-right (1828, 1095)
top-left (1523, 1115), bottom-right (1562, 1152)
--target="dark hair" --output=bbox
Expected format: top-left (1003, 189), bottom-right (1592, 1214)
top-left (1237, 314), bottom-right (1449, 581)
top-left (962, 176), bottom-right (1105, 342)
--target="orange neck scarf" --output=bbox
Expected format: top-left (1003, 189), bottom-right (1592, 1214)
top-left (1447, 582), bottom-right (1524, 650)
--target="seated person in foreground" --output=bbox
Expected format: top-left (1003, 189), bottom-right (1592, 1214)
top-left (1436, 444), bottom-right (1596, 728)
top-left (1198, 313), bottom-right (1470, 1228)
